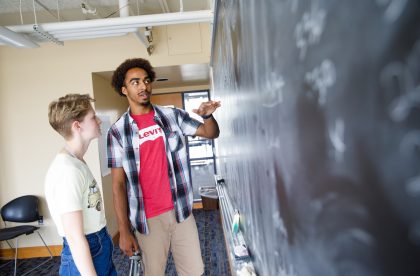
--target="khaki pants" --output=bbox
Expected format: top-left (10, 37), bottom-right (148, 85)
top-left (135, 210), bottom-right (204, 276)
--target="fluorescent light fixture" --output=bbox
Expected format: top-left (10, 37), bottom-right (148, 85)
top-left (33, 24), bottom-right (64, 46)
top-left (0, 26), bottom-right (39, 48)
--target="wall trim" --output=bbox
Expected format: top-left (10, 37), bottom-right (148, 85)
top-left (193, 202), bottom-right (203, 209)
top-left (0, 245), bottom-right (62, 259)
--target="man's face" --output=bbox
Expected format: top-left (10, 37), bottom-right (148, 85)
top-left (122, 67), bottom-right (152, 106)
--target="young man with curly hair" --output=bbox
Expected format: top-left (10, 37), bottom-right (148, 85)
top-left (107, 58), bottom-right (220, 276)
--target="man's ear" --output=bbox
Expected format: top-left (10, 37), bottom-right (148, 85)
top-left (121, 86), bottom-right (127, 96)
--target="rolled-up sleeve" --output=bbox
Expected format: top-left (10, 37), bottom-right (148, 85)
top-left (177, 109), bottom-right (201, 136)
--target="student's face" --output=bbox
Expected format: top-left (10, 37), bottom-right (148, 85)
top-left (122, 68), bottom-right (152, 106)
top-left (79, 108), bottom-right (102, 140)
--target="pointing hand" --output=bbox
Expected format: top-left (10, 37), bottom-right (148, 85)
top-left (192, 101), bottom-right (221, 117)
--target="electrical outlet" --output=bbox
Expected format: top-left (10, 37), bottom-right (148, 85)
top-left (38, 216), bottom-right (43, 225)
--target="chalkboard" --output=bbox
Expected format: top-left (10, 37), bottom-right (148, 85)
top-left (211, 0), bottom-right (420, 275)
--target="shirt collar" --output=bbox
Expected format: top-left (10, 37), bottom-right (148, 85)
top-left (125, 105), bottom-right (163, 126)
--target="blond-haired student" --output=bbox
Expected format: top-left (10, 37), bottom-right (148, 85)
top-left (45, 94), bottom-right (116, 276)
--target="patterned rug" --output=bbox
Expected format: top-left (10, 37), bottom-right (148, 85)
top-left (0, 209), bottom-right (230, 275)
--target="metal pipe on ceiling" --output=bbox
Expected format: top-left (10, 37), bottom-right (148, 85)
top-left (158, 0), bottom-right (170, 13)
top-left (119, 0), bottom-right (130, 17)
top-left (53, 28), bottom-right (138, 39)
top-left (56, 33), bottom-right (128, 41)
top-left (8, 10), bottom-right (213, 34)
top-left (0, 26), bottom-right (39, 48)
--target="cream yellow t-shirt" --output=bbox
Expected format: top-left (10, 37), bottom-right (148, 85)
top-left (45, 153), bottom-right (106, 236)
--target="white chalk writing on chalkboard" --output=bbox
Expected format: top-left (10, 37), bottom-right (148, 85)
top-left (341, 228), bottom-right (374, 246)
top-left (305, 59), bottom-right (336, 105)
top-left (389, 86), bottom-right (420, 122)
top-left (262, 73), bottom-right (285, 108)
top-left (381, 37), bottom-right (420, 201)
top-left (375, 0), bottom-right (408, 23)
top-left (295, 1), bottom-right (326, 59)
top-left (273, 210), bottom-right (288, 239)
top-left (328, 118), bottom-right (346, 162)
top-left (213, 1), bottom-right (420, 274)
top-left (380, 38), bottom-right (420, 122)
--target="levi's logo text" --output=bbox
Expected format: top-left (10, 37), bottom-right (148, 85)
top-left (139, 125), bottom-right (164, 145)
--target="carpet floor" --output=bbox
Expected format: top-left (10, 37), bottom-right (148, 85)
top-left (0, 209), bottom-right (230, 275)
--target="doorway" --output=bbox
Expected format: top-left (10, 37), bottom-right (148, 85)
top-left (183, 91), bottom-right (217, 200)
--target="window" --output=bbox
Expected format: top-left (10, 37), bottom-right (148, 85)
top-left (183, 91), bottom-right (217, 200)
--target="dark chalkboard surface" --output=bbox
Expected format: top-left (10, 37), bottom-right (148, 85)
top-left (211, 0), bottom-right (420, 275)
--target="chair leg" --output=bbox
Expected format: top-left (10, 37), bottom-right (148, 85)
top-left (36, 231), bottom-right (54, 259)
top-left (13, 237), bottom-right (18, 276)
top-left (6, 240), bottom-right (14, 249)
top-left (20, 230), bottom-right (54, 276)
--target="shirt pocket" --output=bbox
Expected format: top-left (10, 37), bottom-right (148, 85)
top-left (167, 131), bottom-right (184, 152)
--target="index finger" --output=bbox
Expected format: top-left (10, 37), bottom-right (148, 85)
top-left (132, 237), bottom-right (140, 253)
top-left (133, 243), bottom-right (139, 253)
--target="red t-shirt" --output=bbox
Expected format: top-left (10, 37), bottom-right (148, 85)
top-left (131, 110), bottom-right (174, 219)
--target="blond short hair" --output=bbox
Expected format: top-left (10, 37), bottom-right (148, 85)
top-left (48, 94), bottom-right (95, 139)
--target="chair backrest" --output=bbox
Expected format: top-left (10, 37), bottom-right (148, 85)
top-left (1, 195), bottom-right (40, 223)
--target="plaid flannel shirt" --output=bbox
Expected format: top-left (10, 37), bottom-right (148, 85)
top-left (107, 105), bottom-right (201, 234)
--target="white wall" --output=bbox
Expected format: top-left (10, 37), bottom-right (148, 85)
top-left (0, 23), bottom-right (211, 247)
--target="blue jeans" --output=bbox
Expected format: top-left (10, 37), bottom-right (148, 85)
top-left (60, 227), bottom-right (117, 276)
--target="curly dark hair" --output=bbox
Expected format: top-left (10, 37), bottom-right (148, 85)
top-left (111, 58), bottom-right (156, 96)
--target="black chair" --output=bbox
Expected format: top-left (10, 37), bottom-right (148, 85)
top-left (0, 195), bottom-right (53, 276)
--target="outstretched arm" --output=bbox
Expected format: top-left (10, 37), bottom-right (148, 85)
top-left (193, 100), bottom-right (221, 139)
top-left (111, 167), bottom-right (139, 257)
